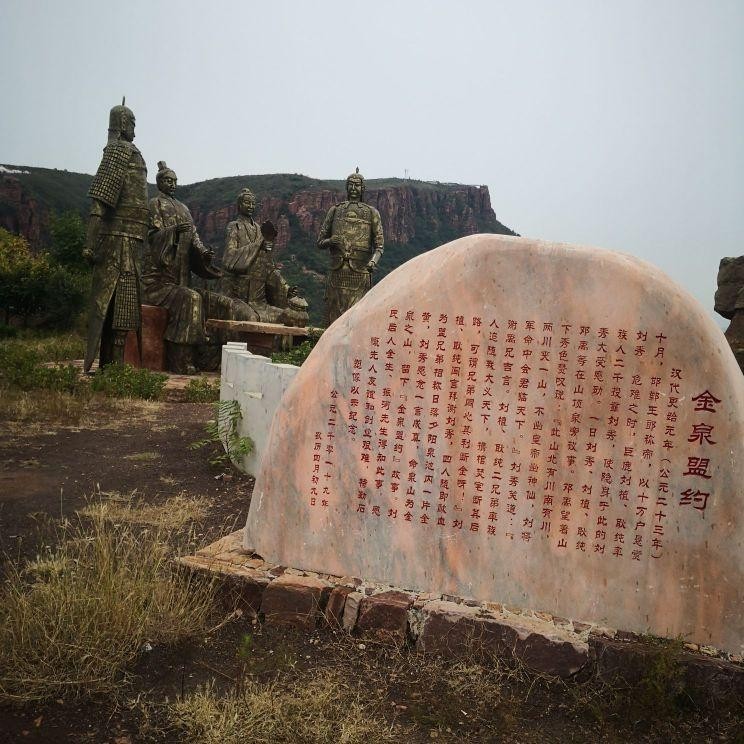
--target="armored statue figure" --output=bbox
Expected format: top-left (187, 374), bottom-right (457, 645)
top-left (715, 255), bottom-right (744, 372)
top-left (317, 168), bottom-right (384, 325)
top-left (219, 188), bottom-right (309, 327)
top-left (141, 161), bottom-right (256, 374)
top-left (83, 99), bottom-right (148, 371)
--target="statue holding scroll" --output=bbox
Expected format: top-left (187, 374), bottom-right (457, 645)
top-left (219, 187), bottom-right (309, 327)
top-left (317, 168), bottom-right (384, 326)
top-left (83, 99), bottom-right (147, 372)
top-left (141, 161), bottom-right (255, 374)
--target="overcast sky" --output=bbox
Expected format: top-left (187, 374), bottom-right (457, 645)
top-left (1, 0), bottom-right (742, 319)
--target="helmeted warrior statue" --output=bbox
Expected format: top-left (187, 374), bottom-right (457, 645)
top-left (317, 168), bottom-right (384, 325)
top-left (219, 187), bottom-right (309, 327)
top-left (141, 161), bottom-right (256, 374)
top-left (83, 98), bottom-right (148, 371)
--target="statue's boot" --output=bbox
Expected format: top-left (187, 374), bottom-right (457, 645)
top-left (166, 342), bottom-right (197, 375)
top-left (99, 330), bottom-right (128, 368)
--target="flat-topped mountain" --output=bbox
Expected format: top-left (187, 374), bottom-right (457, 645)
top-left (0, 166), bottom-right (517, 323)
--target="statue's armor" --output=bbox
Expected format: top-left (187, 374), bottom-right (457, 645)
top-left (88, 141), bottom-right (149, 242)
top-left (328, 201), bottom-right (381, 271)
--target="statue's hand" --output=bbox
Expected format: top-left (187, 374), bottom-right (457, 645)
top-left (203, 247), bottom-right (215, 263)
top-left (287, 285), bottom-right (299, 299)
top-left (366, 259), bottom-right (378, 273)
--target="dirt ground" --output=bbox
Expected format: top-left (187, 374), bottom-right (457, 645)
top-left (0, 402), bottom-right (741, 743)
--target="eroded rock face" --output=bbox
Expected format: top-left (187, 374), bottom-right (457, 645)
top-left (0, 176), bottom-right (45, 247)
top-left (244, 234), bottom-right (744, 654)
top-left (189, 184), bottom-right (511, 255)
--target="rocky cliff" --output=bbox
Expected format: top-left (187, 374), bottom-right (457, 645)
top-left (187, 183), bottom-right (513, 255)
top-left (0, 166), bottom-right (517, 323)
top-left (0, 175), bottom-right (47, 248)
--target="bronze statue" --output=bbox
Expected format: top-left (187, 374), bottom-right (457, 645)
top-left (83, 99), bottom-right (147, 371)
top-left (715, 256), bottom-right (744, 372)
top-left (317, 168), bottom-right (384, 325)
top-left (219, 188), bottom-right (309, 327)
top-left (141, 161), bottom-right (256, 374)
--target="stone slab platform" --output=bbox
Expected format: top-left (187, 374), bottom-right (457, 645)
top-left (177, 531), bottom-right (744, 693)
top-left (206, 319), bottom-right (320, 337)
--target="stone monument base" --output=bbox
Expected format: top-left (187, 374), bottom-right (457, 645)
top-left (177, 530), bottom-right (744, 697)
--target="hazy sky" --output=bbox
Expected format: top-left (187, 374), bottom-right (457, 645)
top-left (1, 0), bottom-right (742, 319)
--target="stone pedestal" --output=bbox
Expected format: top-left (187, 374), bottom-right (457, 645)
top-left (124, 304), bottom-right (168, 371)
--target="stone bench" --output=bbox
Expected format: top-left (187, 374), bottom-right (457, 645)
top-left (206, 318), bottom-right (320, 357)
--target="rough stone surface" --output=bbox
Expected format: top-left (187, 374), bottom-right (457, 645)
top-left (245, 234), bottom-right (744, 654)
top-left (260, 573), bottom-right (331, 630)
top-left (356, 590), bottom-right (414, 644)
top-left (417, 600), bottom-right (588, 678)
top-left (342, 591), bottom-right (363, 632)
top-left (590, 636), bottom-right (744, 705)
top-left (220, 343), bottom-right (299, 477)
top-left (325, 585), bottom-right (354, 627)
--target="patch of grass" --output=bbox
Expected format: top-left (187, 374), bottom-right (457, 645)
top-left (1, 330), bottom-right (85, 363)
top-left (0, 518), bottom-right (218, 704)
top-left (78, 492), bottom-right (209, 529)
top-left (123, 451), bottom-right (161, 462)
top-left (0, 344), bottom-right (84, 394)
top-left (184, 376), bottom-right (221, 403)
top-left (161, 669), bottom-right (405, 744)
top-left (91, 363), bottom-right (167, 400)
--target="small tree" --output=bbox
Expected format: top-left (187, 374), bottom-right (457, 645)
top-left (49, 211), bottom-right (88, 273)
top-left (0, 228), bottom-right (52, 326)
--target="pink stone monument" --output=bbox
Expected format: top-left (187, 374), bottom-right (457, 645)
top-left (244, 235), bottom-right (744, 653)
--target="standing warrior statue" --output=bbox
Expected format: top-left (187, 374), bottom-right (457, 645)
top-left (317, 168), bottom-right (384, 325)
top-left (83, 98), bottom-right (148, 371)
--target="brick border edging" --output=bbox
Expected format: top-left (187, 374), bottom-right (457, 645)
top-left (176, 533), bottom-right (744, 700)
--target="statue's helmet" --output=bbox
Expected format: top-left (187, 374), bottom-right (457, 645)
top-left (108, 97), bottom-right (135, 139)
top-left (346, 167), bottom-right (365, 196)
top-left (156, 160), bottom-right (177, 188)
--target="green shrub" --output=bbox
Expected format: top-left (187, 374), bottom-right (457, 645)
top-left (91, 364), bottom-right (167, 400)
top-left (0, 344), bottom-right (83, 394)
top-left (271, 330), bottom-right (323, 366)
top-left (184, 376), bottom-right (221, 403)
top-left (0, 325), bottom-right (18, 339)
top-left (191, 400), bottom-right (253, 467)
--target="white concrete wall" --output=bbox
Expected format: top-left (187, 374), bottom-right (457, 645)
top-left (220, 342), bottom-right (299, 476)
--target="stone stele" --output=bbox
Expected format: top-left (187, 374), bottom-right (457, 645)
top-left (244, 234), bottom-right (744, 653)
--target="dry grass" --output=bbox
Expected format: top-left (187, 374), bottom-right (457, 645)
top-left (0, 390), bottom-right (164, 436)
top-left (123, 451), bottom-right (161, 462)
top-left (78, 492), bottom-right (209, 529)
top-left (0, 517), bottom-right (218, 703)
top-left (161, 669), bottom-right (405, 744)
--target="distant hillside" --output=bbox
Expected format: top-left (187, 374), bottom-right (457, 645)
top-left (0, 165), bottom-right (517, 324)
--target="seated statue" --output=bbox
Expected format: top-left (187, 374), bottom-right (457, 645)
top-left (219, 188), bottom-right (309, 327)
top-left (141, 162), bottom-right (257, 374)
